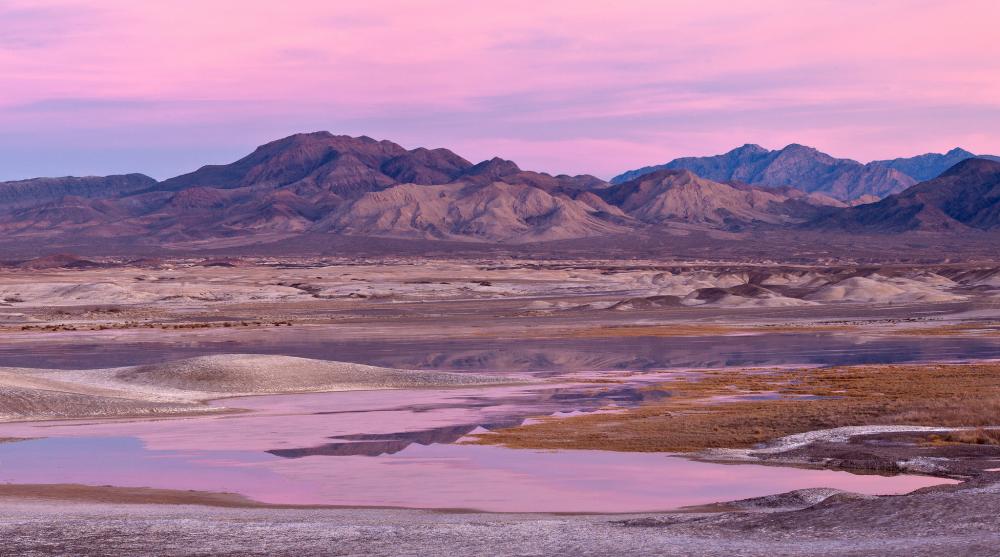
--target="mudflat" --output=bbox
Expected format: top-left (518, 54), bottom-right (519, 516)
top-left (1, 480), bottom-right (998, 557)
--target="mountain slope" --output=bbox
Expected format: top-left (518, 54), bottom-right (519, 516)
top-left (807, 158), bottom-right (1000, 232)
top-left (380, 147), bottom-right (473, 184)
top-left (599, 169), bottom-right (843, 229)
top-left (612, 144), bottom-right (998, 200)
top-left (871, 148), bottom-right (979, 181)
top-left (316, 181), bottom-right (630, 242)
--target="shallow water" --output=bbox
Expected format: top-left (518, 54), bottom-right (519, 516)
top-left (0, 386), bottom-right (955, 512)
top-left (0, 436), bottom-right (950, 512)
top-left (0, 326), bottom-right (984, 512)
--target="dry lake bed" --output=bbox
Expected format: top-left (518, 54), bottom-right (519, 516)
top-left (1, 257), bottom-right (1000, 555)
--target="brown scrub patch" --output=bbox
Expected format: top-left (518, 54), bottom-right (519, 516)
top-left (470, 363), bottom-right (1000, 452)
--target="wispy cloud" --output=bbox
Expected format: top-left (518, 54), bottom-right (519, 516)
top-left (490, 33), bottom-right (576, 52)
top-left (12, 97), bottom-right (263, 113)
top-left (1, 0), bottom-right (999, 180)
top-left (0, 3), bottom-right (103, 49)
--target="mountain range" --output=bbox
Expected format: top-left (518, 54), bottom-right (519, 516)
top-left (611, 144), bottom-right (1000, 200)
top-left (1, 132), bottom-right (999, 252)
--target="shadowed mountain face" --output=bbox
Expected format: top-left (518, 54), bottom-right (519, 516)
top-left (0, 174), bottom-right (157, 209)
top-left (612, 144), bottom-right (1000, 201)
top-left (807, 158), bottom-right (1000, 232)
top-left (877, 148), bottom-right (982, 182)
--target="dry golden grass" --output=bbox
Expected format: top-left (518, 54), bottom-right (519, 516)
top-left (471, 363), bottom-right (1000, 452)
top-left (925, 428), bottom-right (1000, 446)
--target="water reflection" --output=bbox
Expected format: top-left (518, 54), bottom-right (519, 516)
top-left (273, 385), bottom-right (670, 458)
top-left (5, 330), bottom-right (1000, 372)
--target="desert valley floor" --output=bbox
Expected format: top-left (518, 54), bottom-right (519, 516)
top-left (1, 256), bottom-right (1000, 556)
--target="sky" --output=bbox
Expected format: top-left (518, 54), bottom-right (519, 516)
top-left (1, 0), bottom-right (999, 181)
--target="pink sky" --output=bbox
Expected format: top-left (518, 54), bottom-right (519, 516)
top-left (2, 0), bottom-right (999, 180)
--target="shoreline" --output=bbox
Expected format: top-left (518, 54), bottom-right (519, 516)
top-left (0, 474), bottom-right (965, 515)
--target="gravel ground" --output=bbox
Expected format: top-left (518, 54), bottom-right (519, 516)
top-left (2, 479), bottom-right (999, 557)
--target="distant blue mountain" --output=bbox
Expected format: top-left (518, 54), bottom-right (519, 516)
top-left (612, 145), bottom-right (1000, 201)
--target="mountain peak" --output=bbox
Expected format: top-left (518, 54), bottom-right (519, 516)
top-left (945, 147), bottom-right (975, 157)
top-left (461, 157), bottom-right (521, 180)
top-left (292, 130), bottom-right (334, 139)
top-left (160, 132), bottom-right (409, 192)
top-left (617, 168), bottom-right (700, 186)
top-left (778, 144), bottom-right (825, 157)
top-left (940, 157), bottom-right (1000, 178)
top-left (731, 144), bottom-right (768, 155)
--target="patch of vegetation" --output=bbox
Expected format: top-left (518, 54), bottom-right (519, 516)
top-left (471, 363), bottom-right (1000, 452)
top-left (925, 428), bottom-right (1000, 446)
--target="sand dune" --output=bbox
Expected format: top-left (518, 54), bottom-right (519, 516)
top-left (805, 275), bottom-right (964, 304)
top-left (685, 293), bottom-right (815, 308)
top-left (0, 385), bottom-right (210, 422)
top-left (680, 285), bottom-right (816, 308)
top-left (606, 269), bottom-right (979, 311)
top-left (0, 355), bottom-right (518, 422)
top-left (0, 279), bottom-right (304, 307)
top-left (113, 354), bottom-right (512, 394)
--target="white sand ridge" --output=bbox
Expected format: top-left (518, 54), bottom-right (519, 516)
top-left (111, 354), bottom-right (514, 395)
top-left (0, 354), bottom-right (520, 422)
